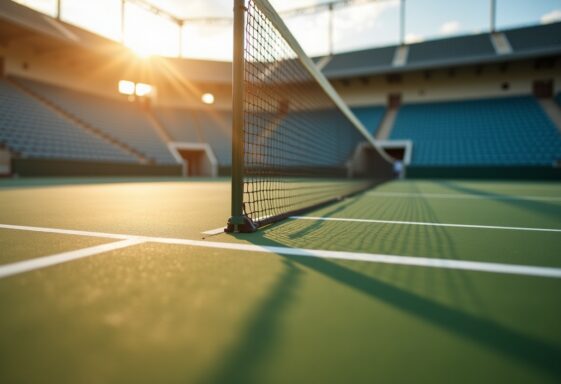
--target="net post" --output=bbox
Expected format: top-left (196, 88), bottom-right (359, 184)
top-left (227, 0), bottom-right (256, 233)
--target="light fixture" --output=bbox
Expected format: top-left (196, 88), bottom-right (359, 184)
top-left (135, 83), bottom-right (152, 97)
top-left (118, 80), bottom-right (135, 95)
top-left (201, 93), bottom-right (215, 105)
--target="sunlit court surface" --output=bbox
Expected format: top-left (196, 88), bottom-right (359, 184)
top-left (2, 0), bottom-right (561, 383)
top-left (0, 178), bottom-right (560, 383)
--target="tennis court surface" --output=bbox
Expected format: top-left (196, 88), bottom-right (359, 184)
top-left (1, 177), bottom-right (560, 383)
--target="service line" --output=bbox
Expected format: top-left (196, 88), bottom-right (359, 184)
top-left (1, 223), bottom-right (561, 279)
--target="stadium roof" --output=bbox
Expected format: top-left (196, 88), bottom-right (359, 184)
top-left (320, 22), bottom-right (561, 78)
top-left (1, 0), bottom-right (560, 84)
top-left (0, 0), bottom-right (231, 84)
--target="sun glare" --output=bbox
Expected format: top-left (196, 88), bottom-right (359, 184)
top-left (123, 2), bottom-right (180, 58)
top-left (129, 45), bottom-right (154, 58)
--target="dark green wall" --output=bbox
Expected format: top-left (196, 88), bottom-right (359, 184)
top-left (406, 166), bottom-right (561, 180)
top-left (12, 158), bottom-right (182, 177)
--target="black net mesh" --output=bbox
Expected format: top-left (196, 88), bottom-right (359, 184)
top-left (240, 0), bottom-right (384, 228)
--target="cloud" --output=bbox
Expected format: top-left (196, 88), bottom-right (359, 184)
top-left (331, 0), bottom-right (401, 49)
top-left (540, 9), bottom-right (561, 24)
top-left (405, 33), bottom-right (424, 44)
top-left (439, 20), bottom-right (461, 35)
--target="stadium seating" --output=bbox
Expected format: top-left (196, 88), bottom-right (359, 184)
top-left (390, 96), bottom-right (561, 166)
top-left (195, 111), bottom-right (232, 165)
top-left (505, 22), bottom-right (561, 52)
top-left (0, 80), bottom-right (136, 163)
top-left (277, 109), bottom-right (363, 166)
top-left (408, 34), bottom-right (495, 64)
top-left (156, 107), bottom-right (232, 165)
top-left (351, 106), bottom-right (386, 135)
top-left (17, 78), bottom-right (177, 165)
top-left (155, 107), bottom-right (200, 143)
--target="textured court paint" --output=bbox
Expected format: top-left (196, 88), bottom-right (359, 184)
top-left (0, 229), bottom-right (113, 265)
top-left (0, 239), bottom-right (145, 279)
top-left (0, 242), bottom-right (560, 384)
top-left (1, 179), bottom-right (561, 384)
top-left (1, 224), bottom-right (560, 278)
top-left (290, 216), bottom-right (561, 233)
top-left (0, 180), bottom-right (231, 239)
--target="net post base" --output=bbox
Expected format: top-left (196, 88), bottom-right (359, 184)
top-left (225, 216), bottom-right (257, 233)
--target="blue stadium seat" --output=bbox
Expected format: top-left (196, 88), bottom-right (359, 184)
top-left (390, 96), bottom-right (561, 166)
top-left (351, 106), bottom-right (386, 135)
top-left (275, 109), bottom-right (364, 166)
top-left (17, 78), bottom-right (177, 165)
top-left (0, 80), bottom-right (136, 163)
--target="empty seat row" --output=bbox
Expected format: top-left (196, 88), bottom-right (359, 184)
top-left (390, 95), bottom-right (561, 166)
top-left (0, 80), bottom-right (137, 163)
top-left (16, 78), bottom-right (178, 165)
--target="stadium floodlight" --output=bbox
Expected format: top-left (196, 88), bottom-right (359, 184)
top-left (201, 93), bottom-right (215, 105)
top-left (135, 83), bottom-right (153, 97)
top-left (118, 80), bottom-right (135, 95)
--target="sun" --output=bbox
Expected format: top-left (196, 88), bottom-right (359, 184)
top-left (128, 43), bottom-right (154, 59)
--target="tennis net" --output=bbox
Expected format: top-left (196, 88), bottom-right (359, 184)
top-left (227, 0), bottom-right (394, 233)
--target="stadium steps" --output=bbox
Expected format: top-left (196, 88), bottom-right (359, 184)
top-left (7, 78), bottom-right (150, 164)
top-left (538, 98), bottom-right (561, 134)
top-left (315, 55), bottom-right (333, 71)
top-left (376, 108), bottom-right (398, 140)
top-left (490, 32), bottom-right (513, 55)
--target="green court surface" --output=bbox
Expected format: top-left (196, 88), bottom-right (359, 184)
top-left (0, 178), bottom-right (560, 384)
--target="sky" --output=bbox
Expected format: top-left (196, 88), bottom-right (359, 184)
top-left (12, 0), bottom-right (561, 60)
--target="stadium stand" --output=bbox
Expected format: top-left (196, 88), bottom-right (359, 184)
top-left (390, 96), bottom-right (561, 166)
top-left (278, 109), bottom-right (363, 166)
top-left (505, 22), bottom-right (561, 53)
top-left (155, 107), bottom-right (201, 144)
top-left (0, 80), bottom-right (136, 163)
top-left (321, 22), bottom-right (561, 78)
top-left (155, 106), bottom-right (232, 165)
top-left (16, 78), bottom-right (178, 165)
top-left (407, 34), bottom-right (495, 64)
top-left (196, 111), bottom-right (232, 165)
top-left (351, 106), bottom-right (386, 135)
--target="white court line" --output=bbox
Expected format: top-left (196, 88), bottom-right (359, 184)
top-left (0, 238), bottom-right (145, 279)
top-left (367, 191), bottom-right (561, 202)
top-left (290, 216), bottom-right (561, 233)
top-left (1, 223), bottom-right (561, 279)
top-left (0, 223), bottom-right (136, 240)
top-left (202, 227), bottom-right (226, 236)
